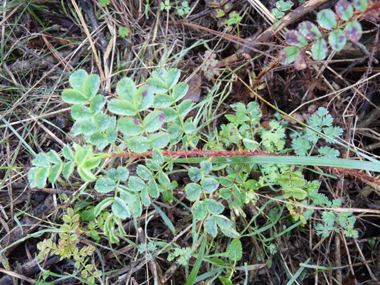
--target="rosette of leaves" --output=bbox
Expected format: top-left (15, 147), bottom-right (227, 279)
top-left (280, 0), bottom-right (368, 69)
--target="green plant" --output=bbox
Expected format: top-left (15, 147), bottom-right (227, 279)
top-left (118, 27), bottom-right (130, 38)
top-left (160, 0), bottom-right (190, 16)
top-left (272, 0), bottom-right (293, 25)
top-left (99, 0), bottom-right (110, 7)
top-left (201, 50), bottom-right (221, 79)
top-left (28, 68), bottom-right (379, 282)
top-left (37, 208), bottom-right (102, 283)
top-left (279, 0), bottom-right (374, 69)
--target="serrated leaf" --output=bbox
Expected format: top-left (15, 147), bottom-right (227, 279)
top-left (216, 215), bottom-right (232, 229)
top-left (137, 165), bottom-right (153, 180)
top-left (82, 74), bottom-right (100, 100)
top-left (158, 171), bottom-right (170, 186)
top-left (48, 163), bottom-right (62, 183)
top-left (47, 150), bottom-right (62, 164)
top-left (329, 29), bottom-right (347, 51)
top-left (90, 95), bottom-right (106, 114)
top-left (172, 82), bottom-right (189, 102)
top-left (227, 238), bottom-right (242, 261)
top-left (345, 21), bottom-right (362, 41)
top-left (184, 122), bottom-right (196, 134)
top-left (292, 187), bottom-right (308, 200)
top-left (322, 211), bottom-right (336, 227)
top-left (117, 77), bottom-right (136, 102)
top-left (129, 176), bottom-right (146, 191)
top-left (62, 161), bottom-right (75, 179)
top-left (146, 159), bottom-right (160, 171)
top-left (96, 114), bottom-right (111, 131)
top-left (153, 94), bottom-right (173, 107)
top-left (205, 216), bottom-right (218, 237)
top-left (94, 197), bottom-right (114, 216)
top-left (62, 146), bottom-right (74, 160)
top-left (130, 198), bottom-right (142, 217)
top-left (89, 132), bottom-right (106, 145)
top-left (279, 46), bottom-right (300, 65)
top-left (71, 105), bottom-right (93, 121)
top-left (168, 124), bottom-right (183, 139)
top-left (107, 168), bottom-right (120, 181)
top-left (286, 30), bottom-right (308, 47)
top-left (192, 201), bottom-right (207, 220)
top-left (146, 78), bottom-right (168, 94)
top-left (353, 0), bottom-right (367, 12)
top-left (188, 167), bottom-right (202, 182)
top-left (81, 121), bottom-right (98, 135)
top-left (82, 157), bottom-right (101, 169)
top-left (219, 177), bottom-right (233, 187)
top-left (95, 178), bottom-right (116, 193)
top-left (152, 68), bottom-right (167, 81)
top-left (118, 117), bottom-right (144, 136)
top-left (117, 167), bottom-right (129, 181)
top-left (150, 132), bottom-right (170, 149)
top-left (185, 183), bottom-right (202, 201)
top-left (177, 99), bottom-right (193, 118)
top-left (165, 69), bottom-right (181, 89)
top-left (35, 167), bottom-right (49, 188)
top-left (200, 161), bottom-right (212, 174)
top-left (317, 9), bottom-right (337, 29)
top-left (127, 136), bottom-right (150, 153)
top-left (28, 167), bottom-right (39, 187)
top-left (147, 179), bottom-right (160, 198)
top-left (32, 153), bottom-right (50, 167)
top-left (335, 0), bottom-right (353, 21)
top-left (221, 227), bottom-right (240, 238)
top-left (153, 149), bottom-right (164, 165)
top-left (206, 199), bottom-right (224, 215)
top-left (141, 187), bottom-right (151, 206)
top-left (69, 69), bottom-right (88, 91)
top-left (62, 89), bottom-right (88, 104)
top-left (311, 38), bottom-right (328, 60)
top-left (201, 178), bottom-right (219, 193)
top-left (144, 111), bottom-right (165, 132)
top-left (108, 99), bottom-right (136, 116)
top-left (106, 128), bottom-right (117, 143)
top-left (134, 84), bottom-right (154, 111)
top-left (163, 107), bottom-right (177, 122)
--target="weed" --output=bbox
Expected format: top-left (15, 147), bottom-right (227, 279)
top-left (28, 68), bottom-right (378, 282)
top-left (279, 0), bottom-right (372, 69)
